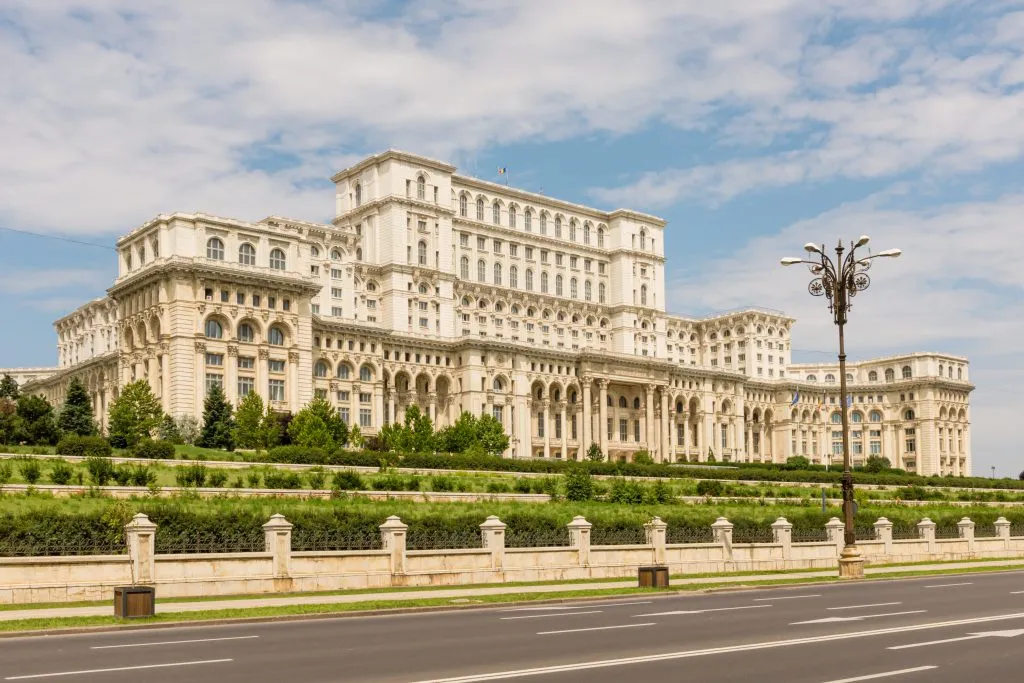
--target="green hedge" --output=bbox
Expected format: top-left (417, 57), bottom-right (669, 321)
top-left (55, 435), bottom-right (112, 458)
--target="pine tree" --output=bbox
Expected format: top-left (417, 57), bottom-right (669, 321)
top-left (234, 391), bottom-right (265, 450)
top-left (107, 380), bottom-right (163, 448)
top-left (157, 414), bottom-right (183, 444)
top-left (58, 377), bottom-right (96, 436)
top-left (0, 374), bottom-right (18, 400)
top-left (197, 384), bottom-right (234, 450)
top-left (14, 394), bottom-right (60, 445)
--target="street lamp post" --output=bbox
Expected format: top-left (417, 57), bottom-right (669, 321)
top-left (781, 237), bottom-right (901, 579)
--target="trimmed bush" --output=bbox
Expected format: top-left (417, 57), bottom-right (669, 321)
top-left (331, 471), bottom-right (364, 491)
top-left (265, 446), bottom-right (328, 465)
top-left (84, 456), bottom-right (115, 486)
top-left (175, 462), bottom-right (208, 488)
top-left (696, 480), bottom-right (725, 497)
top-left (17, 458), bottom-right (42, 485)
top-left (56, 435), bottom-right (112, 458)
top-left (48, 460), bottom-right (74, 485)
top-left (133, 439), bottom-right (176, 460)
top-left (306, 467), bottom-right (327, 490)
top-left (263, 469), bottom-right (302, 490)
top-left (207, 470), bottom-right (228, 488)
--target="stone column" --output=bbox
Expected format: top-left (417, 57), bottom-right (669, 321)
top-left (645, 385), bottom-right (655, 454)
top-left (160, 353), bottom-right (170, 413)
top-left (996, 516), bottom-right (1011, 550)
top-left (567, 515), bottom-right (592, 566)
top-left (874, 517), bottom-right (894, 556)
top-left (711, 517), bottom-right (734, 562)
top-left (581, 379), bottom-right (592, 453)
top-left (542, 400), bottom-right (551, 459)
top-left (560, 402), bottom-right (568, 460)
top-left (697, 411), bottom-right (706, 459)
top-left (194, 342), bottom-right (206, 413)
top-left (480, 515), bottom-right (507, 571)
top-left (734, 420), bottom-right (743, 462)
top-left (772, 517), bottom-right (793, 560)
top-left (373, 383), bottom-right (383, 431)
top-left (644, 516), bottom-right (668, 565)
top-left (598, 380), bottom-right (608, 458)
top-left (124, 513), bottom-right (157, 585)
top-left (917, 517), bottom-right (937, 554)
top-left (257, 347), bottom-right (269, 405)
top-left (660, 389), bottom-right (670, 463)
top-left (288, 351), bottom-right (301, 412)
top-left (380, 515), bottom-right (408, 576)
top-left (681, 419), bottom-right (689, 461)
top-left (825, 517), bottom-right (845, 556)
top-left (387, 392), bottom-right (396, 426)
top-left (226, 345), bottom-right (238, 406)
top-left (263, 513), bottom-right (293, 578)
top-left (428, 393), bottom-right (437, 424)
top-left (958, 516), bottom-right (975, 554)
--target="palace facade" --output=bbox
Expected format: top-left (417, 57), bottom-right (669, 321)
top-left (10, 150), bottom-right (974, 475)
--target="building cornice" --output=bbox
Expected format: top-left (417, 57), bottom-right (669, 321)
top-left (108, 257), bottom-right (323, 298)
top-left (331, 149), bottom-right (457, 183)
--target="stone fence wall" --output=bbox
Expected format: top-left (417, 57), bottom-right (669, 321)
top-left (1, 513), bottom-right (1021, 605)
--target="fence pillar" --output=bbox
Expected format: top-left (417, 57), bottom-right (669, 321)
top-left (124, 513), bottom-right (157, 585)
top-left (711, 517), bottom-right (734, 562)
top-left (263, 513), bottom-right (293, 578)
top-left (958, 516), bottom-right (975, 554)
top-left (824, 517), bottom-right (845, 557)
top-left (771, 517), bottom-right (793, 560)
top-left (996, 516), bottom-right (1012, 550)
top-left (380, 515), bottom-right (408, 575)
top-left (874, 517), bottom-right (894, 556)
top-left (645, 516), bottom-right (668, 565)
top-left (567, 516), bottom-right (592, 566)
top-left (917, 517), bottom-right (937, 554)
top-left (480, 515), bottom-right (507, 570)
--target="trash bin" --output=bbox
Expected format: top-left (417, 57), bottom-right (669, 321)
top-left (637, 566), bottom-right (670, 588)
top-left (114, 585), bottom-right (156, 618)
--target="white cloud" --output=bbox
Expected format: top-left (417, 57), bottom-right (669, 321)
top-left (0, 268), bottom-right (110, 295)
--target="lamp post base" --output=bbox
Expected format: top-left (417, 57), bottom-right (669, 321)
top-left (838, 545), bottom-right (865, 579)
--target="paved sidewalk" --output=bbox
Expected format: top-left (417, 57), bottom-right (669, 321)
top-left (3, 559), bottom-right (1023, 623)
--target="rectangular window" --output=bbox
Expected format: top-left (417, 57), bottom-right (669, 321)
top-left (634, 420), bottom-right (641, 443)
top-left (204, 373), bottom-right (223, 393)
top-left (339, 407), bottom-right (350, 424)
top-left (360, 408), bottom-right (372, 428)
top-left (331, 287), bottom-right (343, 298)
top-left (311, 304), bottom-right (320, 314)
top-left (359, 392), bottom-right (371, 404)
top-left (460, 233), bottom-right (469, 247)
top-left (477, 236), bottom-right (486, 250)
top-left (525, 247), bottom-right (534, 260)
top-left (492, 405), bottom-right (503, 423)
top-left (554, 414), bottom-right (562, 439)
top-left (570, 256), bottom-right (578, 269)
top-left (331, 306), bottom-right (344, 317)
top-left (852, 442), bottom-right (863, 455)
top-left (607, 417), bottom-right (613, 441)
top-left (236, 292), bottom-right (245, 305)
top-left (268, 359), bottom-right (286, 373)
top-left (331, 268), bottom-right (343, 279)
top-left (252, 294), bottom-right (261, 307)
top-left (220, 290), bottom-right (229, 303)
top-left (268, 379), bottom-right (285, 402)
top-left (238, 356), bottom-right (255, 369)
top-left (419, 317), bottom-right (428, 328)
top-left (721, 424), bottom-right (728, 449)
top-left (598, 262), bottom-right (606, 274)
top-left (555, 253), bottom-right (563, 266)
top-left (314, 388), bottom-right (327, 399)
top-left (268, 296), bottom-right (276, 309)
top-left (237, 376), bottom-right (254, 397)
top-left (541, 250), bottom-right (549, 263)
top-left (510, 244), bottom-right (518, 257)
top-left (493, 240), bottom-right (502, 254)
top-left (538, 413), bottom-right (545, 438)
top-left (619, 418), bottom-right (627, 442)
top-left (337, 390), bottom-right (350, 402)
top-left (205, 353), bottom-right (223, 366)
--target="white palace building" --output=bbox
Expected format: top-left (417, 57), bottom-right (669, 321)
top-left (5, 150), bottom-right (974, 476)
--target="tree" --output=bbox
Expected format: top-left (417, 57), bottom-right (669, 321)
top-left (348, 423), bottom-right (363, 448)
top-left (0, 398), bottom-right (16, 445)
top-left (58, 377), bottom-right (96, 436)
top-left (632, 450), bottom-right (654, 466)
top-left (260, 405), bottom-right (283, 450)
top-left (864, 455), bottom-right (892, 473)
top-left (174, 414), bottom-right (200, 445)
top-left (586, 443), bottom-right (604, 462)
top-left (476, 413), bottom-right (509, 456)
top-left (563, 466), bottom-right (593, 501)
top-left (108, 381), bottom-right (163, 448)
top-left (234, 392), bottom-right (266, 449)
top-left (197, 384), bottom-right (234, 450)
top-left (0, 374), bottom-right (18, 400)
top-left (157, 415), bottom-right (183, 444)
top-left (786, 455), bottom-right (811, 469)
top-left (14, 394), bottom-right (60, 445)
top-left (288, 397), bottom-right (346, 449)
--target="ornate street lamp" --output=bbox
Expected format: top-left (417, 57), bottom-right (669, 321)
top-left (781, 236), bottom-right (901, 578)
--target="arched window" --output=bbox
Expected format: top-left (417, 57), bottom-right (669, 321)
top-left (539, 213), bottom-right (547, 235)
top-left (417, 241), bottom-right (427, 266)
top-left (238, 323), bottom-right (254, 343)
top-left (555, 274), bottom-right (563, 296)
top-left (492, 202), bottom-right (501, 225)
top-left (869, 410), bottom-right (882, 422)
top-left (584, 223), bottom-right (591, 244)
top-left (476, 198), bottom-right (485, 221)
top-left (356, 248), bottom-right (362, 261)
top-left (360, 365), bottom-right (373, 382)
top-left (633, 397), bottom-right (641, 410)
top-left (493, 377), bottom-right (504, 392)
top-left (238, 242), bottom-right (256, 265)
top-left (569, 220), bottom-right (577, 242)
top-left (599, 283), bottom-right (606, 303)
top-left (459, 194), bottom-right (468, 217)
top-left (824, 374), bottom-right (836, 384)
top-left (493, 262), bottom-right (502, 285)
top-left (597, 227), bottom-right (605, 248)
top-left (938, 364), bottom-right (944, 378)
top-left (902, 366), bottom-right (912, 379)
top-left (640, 285), bottom-right (647, 306)
top-left (524, 209), bottom-right (532, 232)
top-left (204, 319), bottom-right (223, 339)
top-left (831, 412), bottom-right (842, 424)
top-left (868, 370), bottom-right (878, 382)
top-left (509, 266), bottom-right (518, 288)
top-left (206, 237), bottom-right (225, 260)
top-left (554, 216), bottom-right (562, 238)
top-left (541, 272), bottom-right (549, 293)
top-left (640, 229), bottom-right (647, 250)
top-left (584, 280), bottom-right (592, 301)
top-left (477, 259), bottom-right (486, 282)
top-left (619, 396), bottom-right (627, 408)
top-left (851, 412), bottom-right (863, 423)
top-left (416, 175), bottom-right (425, 200)
top-left (269, 248), bottom-right (286, 270)
top-left (354, 183), bottom-right (362, 206)
top-left (418, 282), bottom-right (429, 294)
top-left (509, 205), bottom-right (517, 228)
top-left (885, 368), bottom-right (895, 382)
top-left (314, 361), bottom-right (329, 378)
top-left (525, 269), bottom-right (534, 291)
top-left (570, 277), bottom-right (578, 299)
top-left (337, 364), bottom-right (351, 380)
top-left (460, 256), bottom-right (469, 279)
top-left (268, 326), bottom-right (285, 346)
top-left (904, 409), bottom-right (915, 420)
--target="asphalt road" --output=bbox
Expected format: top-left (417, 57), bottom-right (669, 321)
top-left (4, 571), bottom-right (1024, 682)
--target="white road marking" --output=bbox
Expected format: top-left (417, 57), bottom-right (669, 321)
top-left (407, 611), bottom-right (1024, 682)
top-left (1009, 591), bottom-right (1024, 594)
top-left (636, 605), bottom-right (770, 617)
top-left (820, 666), bottom-right (937, 683)
top-left (828, 602), bottom-right (903, 611)
top-left (501, 611), bottom-right (604, 620)
top-left (887, 628), bottom-right (1024, 650)
top-left (753, 594), bottom-right (819, 601)
top-left (922, 582), bottom-right (972, 588)
top-left (791, 610), bottom-right (926, 625)
top-left (501, 601), bottom-right (651, 612)
top-left (5, 659), bottom-right (233, 680)
top-left (90, 635), bottom-right (259, 649)
top-left (537, 623), bottom-right (656, 636)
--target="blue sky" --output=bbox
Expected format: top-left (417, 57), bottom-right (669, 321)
top-left (1, 0), bottom-right (1023, 476)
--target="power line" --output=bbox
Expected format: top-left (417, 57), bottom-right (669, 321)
top-left (0, 226), bottom-right (115, 251)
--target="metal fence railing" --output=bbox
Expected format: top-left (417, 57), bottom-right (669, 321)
top-left (0, 536), bottom-right (126, 557)
top-left (590, 527), bottom-right (648, 546)
top-left (505, 528), bottom-right (572, 548)
top-left (407, 529), bottom-right (482, 551)
top-left (892, 526), bottom-right (920, 540)
top-left (1011, 524), bottom-right (1024, 537)
top-left (291, 529), bottom-right (382, 552)
top-left (666, 526), bottom-right (715, 544)
top-left (975, 525), bottom-right (998, 538)
top-left (935, 526), bottom-right (961, 540)
top-left (792, 528), bottom-right (828, 543)
top-left (155, 530), bottom-right (265, 554)
top-left (732, 527), bottom-right (775, 544)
